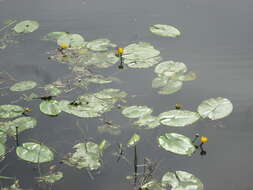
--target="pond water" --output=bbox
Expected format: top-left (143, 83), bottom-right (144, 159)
top-left (0, 0), bottom-right (253, 189)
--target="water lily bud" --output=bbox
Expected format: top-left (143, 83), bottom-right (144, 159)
top-left (200, 136), bottom-right (208, 143)
top-left (175, 104), bottom-right (182, 109)
top-left (117, 48), bottom-right (124, 54)
top-left (60, 44), bottom-right (69, 49)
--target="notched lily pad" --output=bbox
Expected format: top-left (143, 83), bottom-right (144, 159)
top-left (97, 123), bottom-right (121, 136)
top-left (42, 32), bottom-right (68, 41)
top-left (39, 100), bottom-right (61, 116)
top-left (37, 171), bottom-right (63, 184)
top-left (197, 97), bottom-right (233, 120)
top-left (57, 33), bottom-right (86, 49)
top-left (14, 20), bottom-right (39, 33)
top-left (133, 115), bottom-right (160, 129)
top-left (122, 105), bottom-right (153, 119)
top-left (159, 110), bottom-right (200, 127)
top-left (16, 142), bottom-right (54, 163)
top-left (0, 105), bottom-right (24, 119)
top-left (10, 80), bottom-right (37, 92)
top-left (155, 61), bottom-right (187, 78)
top-left (87, 38), bottom-right (116, 51)
top-left (161, 170), bottom-right (204, 190)
top-left (158, 133), bottom-right (195, 155)
top-left (150, 24), bottom-right (181, 38)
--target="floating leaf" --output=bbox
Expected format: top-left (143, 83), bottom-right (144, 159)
top-left (158, 80), bottom-right (183, 95)
top-left (159, 110), bottom-right (200, 127)
top-left (57, 33), bottom-right (85, 49)
top-left (1, 180), bottom-right (23, 190)
top-left (197, 97), bottom-right (233, 120)
top-left (0, 143), bottom-right (5, 158)
top-left (97, 123), bottom-right (121, 136)
top-left (158, 133), bottom-right (195, 155)
top-left (171, 72), bottom-right (197, 81)
top-left (155, 61), bottom-right (187, 78)
top-left (10, 80), bottom-right (37, 92)
top-left (0, 105), bottom-right (24, 119)
top-left (98, 140), bottom-right (110, 152)
top-left (152, 76), bottom-right (168, 88)
top-left (122, 105), bottom-right (153, 119)
top-left (0, 117), bottom-right (37, 137)
top-left (37, 172), bottom-right (63, 184)
top-left (161, 170), bottom-right (204, 190)
top-left (14, 20), bottom-right (39, 33)
top-left (87, 38), bottom-right (116, 51)
top-left (16, 142), bottom-right (54, 163)
top-left (150, 24), bottom-right (181, 38)
top-left (127, 133), bottom-right (140, 147)
top-left (39, 100), bottom-right (61, 116)
top-left (133, 115), bottom-right (160, 129)
top-left (44, 84), bottom-right (62, 96)
top-left (64, 141), bottom-right (102, 170)
top-left (0, 131), bottom-right (7, 144)
top-left (42, 32), bottom-right (68, 41)
top-left (123, 42), bottom-right (161, 68)
top-left (141, 180), bottom-right (166, 190)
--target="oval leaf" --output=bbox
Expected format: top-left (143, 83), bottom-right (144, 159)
top-left (122, 105), bottom-right (153, 119)
top-left (16, 142), bottom-right (54, 163)
top-left (14, 20), bottom-right (39, 33)
top-left (10, 81), bottom-right (37, 92)
top-left (40, 100), bottom-right (61, 116)
top-left (127, 133), bottom-right (140, 147)
top-left (150, 24), bottom-right (181, 37)
top-left (158, 133), bottom-right (195, 155)
top-left (0, 105), bottom-right (24, 119)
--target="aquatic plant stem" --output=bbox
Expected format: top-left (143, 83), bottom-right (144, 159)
top-left (134, 145), bottom-right (138, 185)
top-left (15, 127), bottom-right (19, 147)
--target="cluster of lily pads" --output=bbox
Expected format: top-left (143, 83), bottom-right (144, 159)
top-left (0, 20), bottom-right (234, 190)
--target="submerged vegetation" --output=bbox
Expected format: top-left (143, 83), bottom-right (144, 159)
top-left (0, 19), bottom-right (234, 190)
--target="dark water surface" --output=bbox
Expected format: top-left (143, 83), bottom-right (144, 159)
top-left (0, 0), bottom-right (253, 189)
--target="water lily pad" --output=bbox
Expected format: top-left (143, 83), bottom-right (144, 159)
top-left (37, 172), bottom-right (63, 184)
top-left (161, 170), bottom-right (204, 190)
top-left (10, 81), bottom-right (37, 92)
top-left (0, 131), bottom-right (7, 144)
top-left (133, 115), bottom-right (160, 129)
top-left (127, 133), bottom-right (140, 147)
top-left (197, 97), bottom-right (233, 120)
top-left (155, 61), bottom-right (187, 78)
top-left (122, 105), bottom-right (153, 119)
top-left (159, 110), bottom-right (200, 127)
top-left (150, 24), bottom-right (181, 38)
top-left (42, 32), bottom-right (68, 41)
top-left (86, 38), bottom-right (116, 51)
top-left (152, 76), bottom-right (168, 88)
top-left (123, 42), bottom-right (160, 68)
top-left (141, 180), bottom-right (166, 190)
top-left (171, 72), bottom-right (197, 81)
top-left (1, 180), bottom-right (22, 190)
top-left (39, 100), bottom-right (61, 116)
top-left (158, 80), bottom-right (183, 95)
top-left (0, 105), bottom-right (24, 119)
top-left (98, 139), bottom-right (110, 152)
top-left (16, 142), bottom-right (54, 163)
top-left (14, 20), bottom-right (39, 33)
top-left (0, 117), bottom-right (37, 137)
top-left (0, 143), bottom-right (5, 158)
top-left (158, 133), bottom-right (195, 155)
top-left (97, 123), bottom-right (121, 136)
top-left (64, 141), bottom-right (102, 170)
top-left (44, 84), bottom-right (62, 96)
top-left (57, 33), bottom-right (85, 49)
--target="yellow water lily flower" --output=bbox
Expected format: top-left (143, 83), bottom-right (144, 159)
top-left (200, 136), bottom-right (208, 143)
top-left (60, 44), bottom-right (69, 49)
top-left (117, 48), bottom-right (124, 55)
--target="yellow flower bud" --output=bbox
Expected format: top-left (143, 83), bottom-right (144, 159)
top-left (200, 136), bottom-right (208, 143)
top-left (60, 44), bottom-right (69, 49)
top-left (117, 48), bottom-right (124, 55)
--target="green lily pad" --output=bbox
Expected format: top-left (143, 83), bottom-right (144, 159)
top-left (158, 80), bottom-right (183, 95)
top-left (14, 20), bottom-right (39, 33)
top-left (127, 133), bottom-right (140, 147)
top-left (152, 76), bottom-right (168, 88)
top-left (0, 117), bottom-right (37, 137)
top-left (158, 133), bottom-right (196, 155)
top-left (0, 143), bottom-right (5, 158)
top-left (161, 171), bottom-right (204, 190)
top-left (64, 141), bottom-right (102, 170)
top-left (44, 84), bottom-right (62, 96)
top-left (42, 32), bottom-right (68, 41)
top-left (57, 33), bottom-right (86, 49)
top-left (39, 100), bottom-right (62, 116)
top-left (97, 123), bottom-right (121, 136)
top-left (123, 42), bottom-right (160, 68)
top-left (197, 97), bottom-right (233, 120)
top-left (16, 142), bottom-right (54, 163)
top-left (87, 38), bottom-right (116, 51)
top-left (0, 131), bottom-right (7, 144)
top-left (150, 24), bottom-right (181, 38)
top-left (98, 139), bottom-right (110, 152)
top-left (133, 115), bottom-right (160, 129)
top-left (171, 72), bottom-right (197, 81)
top-left (0, 105), bottom-right (24, 119)
top-left (37, 171), bottom-right (63, 184)
top-left (155, 61), bottom-right (187, 78)
top-left (10, 80), bottom-right (37, 92)
top-left (1, 180), bottom-right (23, 190)
top-left (141, 180), bottom-right (166, 190)
top-left (122, 105), bottom-right (153, 119)
top-left (159, 110), bottom-right (200, 127)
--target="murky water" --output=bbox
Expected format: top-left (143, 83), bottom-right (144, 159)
top-left (0, 0), bottom-right (253, 189)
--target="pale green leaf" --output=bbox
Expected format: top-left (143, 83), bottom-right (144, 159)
top-left (39, 100), bottom-right (61, 116)
top-left (122, 105), bottom-right (153, 119)
top-left (0, 105), bottom-right (24, 119)
top-left (14, 20), bottom-right (39, 33)
top-left (127, 133), bottom-right (140, 147)
top-left (10, 81), bottom-right (37, 92)
top-left (37, 171), bottom-right (63, 184)
top-left (150, 24), bottom-right (181, 38)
